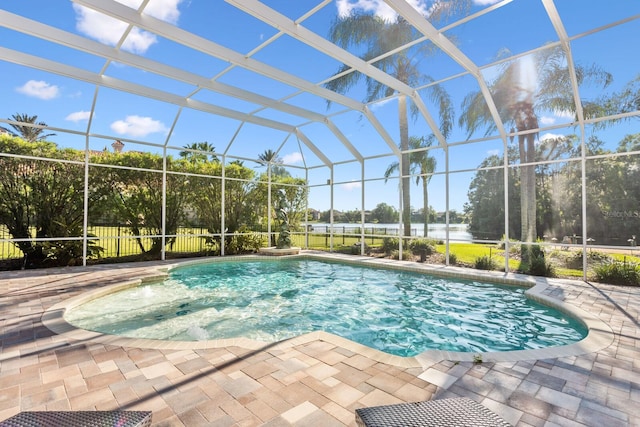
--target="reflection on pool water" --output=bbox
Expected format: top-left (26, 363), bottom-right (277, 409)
top-left (64, 259), bottom-right (587, 357)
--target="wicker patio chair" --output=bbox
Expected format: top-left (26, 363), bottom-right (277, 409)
top-left (0, 410), bottom-right (152, 427)
top-left (355, 397), bottom-right (511, 427)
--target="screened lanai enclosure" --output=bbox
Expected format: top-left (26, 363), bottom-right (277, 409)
top-left (0, 1), bottom-right (638, 279)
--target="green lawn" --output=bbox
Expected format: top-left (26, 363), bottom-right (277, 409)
top-left (2, 227), bottom-right (639, 283)
top-left (435, 242), bottom-right (520, 270)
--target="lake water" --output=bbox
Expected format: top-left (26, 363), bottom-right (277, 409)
top-left (310, 223), bottom-right (472, 241)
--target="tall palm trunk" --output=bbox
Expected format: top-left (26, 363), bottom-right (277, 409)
top-left (516, 103), bottom-right (538, 263)
top-left (421, 175), bottom-right (429, 237)
top-left (525, 132), bottom-right (537, 243)
top-left (398, 95), bottom-right (411, 237)
top-left (518, 134), bottom-right (528, 244)
top-left (518, 133), bottom-right (537, 265)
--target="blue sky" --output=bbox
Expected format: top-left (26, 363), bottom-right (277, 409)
top-left (1, 0), bottom-right (638, 214)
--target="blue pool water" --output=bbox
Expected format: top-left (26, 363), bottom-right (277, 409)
top-left (64, 259), bottom-right (587, 356)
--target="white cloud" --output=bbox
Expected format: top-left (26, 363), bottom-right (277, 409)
top-left (341, 181), bottom-right (362, 191)
top-left (16, 80), bottom-right (60, 100)
top-left (487, 149), bottom-right (500, 156)
top-left (540, 110), bottom-right (574, 126)
top-left (73, 0), bottom-right (183, 54)
top-left (540, 132), bottom-right (563, 142)
top-left (473, 0), bottom-right (502, 5)
top-left (143, 0), bottom-right (183, 23)
top-left (122, 29), bottom-right (158, 54)
top-left (337, 0), bottom-right (395, 20)
top-left (282, 152), bottom-right (303, 164)
top-left (336, 0), bottom-right (440, 21)
top-left (111, 115), bottom-right (168, 137)
top-left (66, 111), bottom-right (92, 122)
top-left (540, 116), bottom-right (556, 125)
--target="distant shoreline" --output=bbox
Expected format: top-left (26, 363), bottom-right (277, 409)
top-left (308, 223), bottom-right (472, 241)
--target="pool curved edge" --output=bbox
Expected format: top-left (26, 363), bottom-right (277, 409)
top-left (41, 253), bottom-right (615, 370)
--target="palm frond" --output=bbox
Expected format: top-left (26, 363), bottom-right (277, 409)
top-left (324, 64), bottom-right (363, 93)
top-left (328, 13), bottom-right (385, 49)
top-left (425, 83), bottom-right (454, 139)
top-left (459, 90), bottom-right (497, 138)
top-left (384, 161), bottom-right (400, 181)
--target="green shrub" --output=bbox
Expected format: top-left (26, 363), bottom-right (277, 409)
top-left (43, 234), bottom-right (104, 266)
top-left (382, 237), bottom-right (399, 255)
top-left (518, 245), bottom-right (555, 277)
top-left (203, 237), bottom-right (220, 255)
top-left (498, 236), bottom-right (520, 254)
top-left (42, 218), bottom-right (104, 266)
top-left (409, 238), bottom-right (436, 256)
top-left (351, 241), bottom-right (370, 255)
top-left (474, 255), bottom-right (497, 270)
top-left (391, 249), bottom-right (413, 261)
top-left (448, 252), bottom-right (457, 265)
top-left (565, 251), bottom-right (613, 270)
top-left (527, 253), bottom-right (556, 277)
top-left (220, 228), bottom-right (265, 255)
top-left (594, 260), bottom-right (640, 286)
top-left (382, 237), bottom-right (411, 255)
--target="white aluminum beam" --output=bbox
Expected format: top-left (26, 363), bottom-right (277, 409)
top-left (227, 0), bottom-right (446, 144)
top-left (323, 119), bottom-right (363, 162)
top-left (384, 0), bottom-right (508, 142)
top-left (227, 0), bottom-right (416, 97)
top-left (542, 0), bottom-right (585, 123)
top-left (295, 130), bottom-right (333, 166)
top-left (362, 108), bottom-right (401, 156)
top-left (72, 0), bottom-right (366, 113)
top-left (0, 47), bottom-right (296, 133)
top-left (0, 8), bottom-right (359, 167)
top-left (0, 10), bottom-right (327, 125)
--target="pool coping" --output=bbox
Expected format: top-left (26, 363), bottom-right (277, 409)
top-left (42, 252), bottom-right (614, 370)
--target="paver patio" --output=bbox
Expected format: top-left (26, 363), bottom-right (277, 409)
top-left (1, 254), bottom-right (638, 426)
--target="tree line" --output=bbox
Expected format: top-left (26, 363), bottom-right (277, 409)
top-left (315, 203), bottom-right (467, 226)
top-left (464, 133), bottom-right (640, 245)
top-left (0, 134), bottom-right (306, 268)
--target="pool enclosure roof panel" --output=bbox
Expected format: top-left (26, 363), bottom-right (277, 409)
top-left (0, 1), bottom-right (638, 169)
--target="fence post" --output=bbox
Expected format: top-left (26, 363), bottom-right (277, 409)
top-left (116, 225), bottom-right (121, 257)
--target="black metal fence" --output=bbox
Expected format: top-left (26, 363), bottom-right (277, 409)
top-left (0, 224), bottom-right (401, 262)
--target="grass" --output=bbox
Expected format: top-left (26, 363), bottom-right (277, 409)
top-left (612, 253), bottom-right (640, 263)
top-left (434, 243), bottom-right (520, 271)
top-left (2, 226), bottom-right (640, 283)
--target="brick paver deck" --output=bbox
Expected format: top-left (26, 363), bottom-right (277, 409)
top-left (1, 254), bottom-right (638, 426)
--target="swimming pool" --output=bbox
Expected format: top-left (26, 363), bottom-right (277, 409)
top-left (64, 258), bottom-right (587, 357)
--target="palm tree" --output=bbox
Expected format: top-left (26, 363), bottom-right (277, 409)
top-left (614, 74), bottom-right (640, 117)
top-left (257, 148), bottom-right (288, 177)
top-left (258, 149), bottom-right (279, 163)
top-left (325, 7), bottom-right (466, 236)
top-left (384, 135), bottom-right (437, 237)
top-left (589, 74), bottom-right (640, 124)
top-left (8, 113), bottom-right (56, 142)
top-left (179, 141), bottom-right (218, 164)
top-left (458, 46), bottom-right (612, 250)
